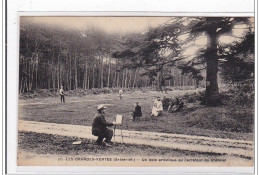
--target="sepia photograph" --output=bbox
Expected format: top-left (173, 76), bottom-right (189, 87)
top-left (17, 16), bottom-right (254, 167)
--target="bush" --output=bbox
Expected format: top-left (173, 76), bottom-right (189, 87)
top-left (181, 91), bottom-right (204, 103)
top-left (219, 80), bottom-right (254, 107)
top-left (19, 89), bottom-right (56, 99)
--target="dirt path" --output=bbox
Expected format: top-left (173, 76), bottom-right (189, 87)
top-left (18, 120), bottom-right (254, 159)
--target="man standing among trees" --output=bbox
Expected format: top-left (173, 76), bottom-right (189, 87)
top-left (59, 86), bottom-right (65, 103)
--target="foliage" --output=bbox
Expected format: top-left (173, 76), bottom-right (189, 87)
top-left (181, 17), bottom-right (253, 105)
top-left (112, 20), bottom-right (187, 89)
top-left (219, 80), bottom-right (254, 107)
top-left (219, 30), bottom-right (254, 83)
top-left (19, 17), bottom-right (254, 107)
top-left (19, 20), bottom-right (197, 93)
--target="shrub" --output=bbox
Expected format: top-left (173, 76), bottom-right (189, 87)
top-left (219, 80), bottom-right (254, 107)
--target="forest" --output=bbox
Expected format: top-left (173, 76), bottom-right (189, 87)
top-left (19, 17), bottom-right (254, 105)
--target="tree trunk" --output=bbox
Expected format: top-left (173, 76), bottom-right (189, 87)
top-left (57, 53), bottom-right (60, 89)
top-left (69, 53), bottom-right (72, 90)
top-left (74, 52), bottom-right (78, 89)
top-left (87, 72), bottom-right (90, 89)
top-left (92, 64), bottom-right (95, 88)
top-left (24, 77), bottom-right (28, 92)
top-left (124, 69), bottom-right (128, 88)
top-left (107, 58), bottom-right (111, 88)
top-left (116, 72), bottom-right (119, 88)
top-left (204, 27), bottom-right (220, 105)
top-left (19, 77), bottom-right (23, 93)
top-left (133, 69), bottom-right (137, 88)
top-left (57, 41), bottom-right (62, 89)
top-left (84, 64), bottom-right (88, 89)
top-left (128, 70), bottom-right (132, 88)
top-left (100, 56), bottom-right (104, 88)
top-left (52, 39), bottom-right (56, 91)
top-left (157, 65), bottom-right (163, 91)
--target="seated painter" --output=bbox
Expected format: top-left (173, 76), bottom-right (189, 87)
top-left (92, 104), bottom-right (118, 146)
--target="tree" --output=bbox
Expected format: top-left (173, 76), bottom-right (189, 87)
top-left (182, 17), bottom-right (252, 105)
top-left (114, 17), bottom-right (253, 105)
top-left (219, 30), bottom-right (254, 84)
top-left (112, 23), bottom-right (186, 90)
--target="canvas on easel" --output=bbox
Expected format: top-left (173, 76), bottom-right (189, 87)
top-left (115, 114), bottom-right (123, 125)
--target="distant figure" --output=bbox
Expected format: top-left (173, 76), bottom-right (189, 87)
top-left (119, 89), bottom-right (123, 100)
top-left (131, 102), bottom-right (142, 121)
top-left (151, 97), bottom-right (163, 117)
top-left (59, 86), bottom-right (65, 103)
top-left (92, 105), bottom-right (115, 146)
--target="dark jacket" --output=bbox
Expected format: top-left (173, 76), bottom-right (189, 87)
top-left (92, 113), bottom-right (113, 136)
top-left (133, 105), bottom-right (142, 117)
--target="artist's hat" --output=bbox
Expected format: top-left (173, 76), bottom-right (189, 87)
top-left (97, 104), bottom-right (106, 110)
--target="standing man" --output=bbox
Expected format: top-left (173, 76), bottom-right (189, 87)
top-left (92, 105), bottom-right (116, 146)
top-left (60, 85), bottom-right (65, 103)
top-left (119, 89), bottom-right (123, 100)
top-left (131, 102), bottom-right (142, 121)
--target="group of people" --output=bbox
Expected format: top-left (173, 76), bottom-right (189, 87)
top-left (91, 96), bottom-right (184, 146)
top-left (91, 102), bottom-right (143, 146)
top-left (59, 87), bottom-right (184, 146)
top-left (162, 97), bottom-right (184, 113)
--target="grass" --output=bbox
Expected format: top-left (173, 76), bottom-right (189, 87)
top-left (19, 90), bottom-right (254, 141)
top-left (18, 131), bottom-right (226, 158)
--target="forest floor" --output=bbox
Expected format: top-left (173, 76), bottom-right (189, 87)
top-left (18, 89), bottom-right (254, 166)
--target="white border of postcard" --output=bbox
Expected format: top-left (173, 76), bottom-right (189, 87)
top-left (5, 0), bottom-right (256, 174)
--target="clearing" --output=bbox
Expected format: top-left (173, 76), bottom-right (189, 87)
top-left (19, 90), bottom-right (254, 140)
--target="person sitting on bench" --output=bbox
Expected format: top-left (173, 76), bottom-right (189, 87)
top-left (92, 104), bottom-right (116, 146)
top-left (131, 102), bottom-right (142, 121)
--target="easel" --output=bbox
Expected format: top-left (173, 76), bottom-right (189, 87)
top-left (114, 114), bottom-right (123, 143)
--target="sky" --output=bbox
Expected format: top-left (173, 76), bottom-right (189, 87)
top-left (21, 16), bottom-right (253, 58)
top-left (20, 16), bottom-right (171, 34)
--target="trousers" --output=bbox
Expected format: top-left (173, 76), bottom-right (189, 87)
top-left (94, 129), bottom-right (113, 144)
top-left (60, 95), bottom-right (65, 102)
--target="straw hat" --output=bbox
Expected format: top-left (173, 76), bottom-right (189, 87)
top-left (97, 104), bottom-right (107, 110)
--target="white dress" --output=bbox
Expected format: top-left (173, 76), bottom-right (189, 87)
top-left (152, 100), bottom-right (163, 117)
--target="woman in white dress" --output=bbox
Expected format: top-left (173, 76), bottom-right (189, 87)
top-left (151, 97), bottom-right (163, 117)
